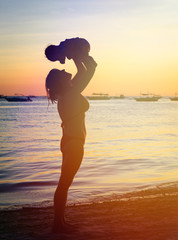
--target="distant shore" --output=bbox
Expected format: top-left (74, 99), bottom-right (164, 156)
top-left (1, 187), bottom-right (178, 240)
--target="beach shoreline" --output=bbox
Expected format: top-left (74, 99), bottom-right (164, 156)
top-left (1, 189), bottom-right (178, 240)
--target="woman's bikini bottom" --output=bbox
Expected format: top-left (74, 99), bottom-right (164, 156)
top-left (60, 135), bottom-right (85, 154)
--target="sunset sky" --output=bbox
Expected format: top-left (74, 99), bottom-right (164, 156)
top-left (0, 0), bottom-right (178, 96)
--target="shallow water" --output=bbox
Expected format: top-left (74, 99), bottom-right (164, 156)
top-left (0, 97), bottom-right (178, 209)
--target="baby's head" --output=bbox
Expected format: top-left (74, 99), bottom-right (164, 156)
top-left (45, 45), bottom-right (65, 63)
top-left (45, 45), bottom-right (58, 61)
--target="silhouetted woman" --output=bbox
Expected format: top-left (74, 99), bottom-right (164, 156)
top-left (46, 55), bottom-right (97, 233)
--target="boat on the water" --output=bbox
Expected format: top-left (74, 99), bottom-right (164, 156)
top-left (112, 94), bottom-right (125, 99)
top-left (135, 93), bottom-right (161, 102)
top-left (87, 93), bottom-right (111, 100)
top-left (5, 96), bottom-right (32, 102)
top-left (170, 97), bottom-right (178, 101)
top-left (170, 94), bottom-right (178, 101)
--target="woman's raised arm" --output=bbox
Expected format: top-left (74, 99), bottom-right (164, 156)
top-left (71, 56), bottom-right (97, 93)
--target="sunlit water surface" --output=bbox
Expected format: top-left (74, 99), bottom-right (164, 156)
top-left (0, 97), bottom-right (178, 209)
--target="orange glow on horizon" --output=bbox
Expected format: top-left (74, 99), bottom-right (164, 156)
top-left (1, 1), bottom-right (178, 96)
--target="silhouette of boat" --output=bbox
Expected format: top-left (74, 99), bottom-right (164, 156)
top-left (112, 94), bottom-right (125, 99)
top-left (0, 94), bottom-right (5, 99)
top-left (28, 95), bottom-right (36, 98)
top-left (5, 96), bottom-right (32, 102)
top-left (170, 97), bottom-right (178, 101)
top-left (170, 94), bottom-right (178, 101)
top-left (135, 93), bottom-right (161, 102)
top-left (87, 93), bottom-right (111, 100)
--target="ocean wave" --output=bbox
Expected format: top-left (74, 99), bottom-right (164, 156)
top-left (0, 181), bottom-right (57, 193)
top-left (1, 181), bottom-right (178, 212)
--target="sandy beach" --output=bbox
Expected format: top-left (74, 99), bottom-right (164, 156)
top-left (1, 187), bottom-right (178, 240)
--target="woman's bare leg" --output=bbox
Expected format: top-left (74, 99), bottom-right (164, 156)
top-left (52, 140), bottom-right (84, 233)
top-left (53, 179), bottom-right (70, 229)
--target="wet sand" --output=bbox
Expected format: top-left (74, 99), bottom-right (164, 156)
top-left (1, 189), bottom-right (178, 240)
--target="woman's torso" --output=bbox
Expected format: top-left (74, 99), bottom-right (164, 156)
top-left (57, 93), bottom-right (89, 140)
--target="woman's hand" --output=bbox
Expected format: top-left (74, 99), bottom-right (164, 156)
top-left (82, 56), bottom-right (97, 70)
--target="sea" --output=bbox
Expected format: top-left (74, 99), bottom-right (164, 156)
top-left (0, 96), bottom-right (178, 210)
